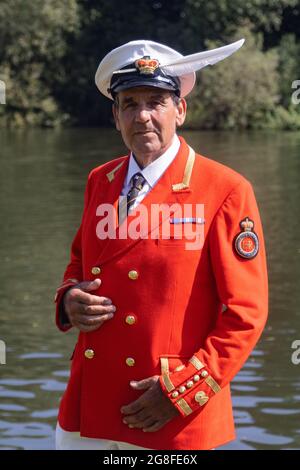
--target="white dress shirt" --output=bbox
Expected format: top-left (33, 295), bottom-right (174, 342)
top-left (121, 134), bottom-right (180, 211)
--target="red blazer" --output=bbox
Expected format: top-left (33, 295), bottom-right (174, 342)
top-left (55, 137), bottom-right (268, 450)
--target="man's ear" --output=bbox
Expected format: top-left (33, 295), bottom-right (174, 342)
top-left (175, 98), bottom-right (187, 127)
top-left (112, 103), bottom-right (121, 131)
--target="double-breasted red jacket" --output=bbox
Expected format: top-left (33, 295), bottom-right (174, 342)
top-left (55, 136), bottom-right (268, 450)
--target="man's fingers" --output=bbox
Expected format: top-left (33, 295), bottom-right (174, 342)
top-left (143, 420), bottom-right (166, 433)
top-left (141, 417), bottom-right (158, 429)
top-left (64, 279), bottom-right (117, 333)
top-left (123, 409), bottom-right (150, 426)
top-left (125, 416), bottom-right (155, 430)
top-left (121, 378), bottom-right (160, 416)
top-left (121, 398), bottom-right (145, 415)
top-left (143, 418), bottom-right (172, 432)
top-left (69, 278), bottom-right (113, 305)
top-left (71, 302), bottom-right (114, 316)
top-left (130, 376), bottom-right (158, 390)
top-left (69, 289), bottom-right (113, 307)
top-left (78, 313), bottom-right (114, 327)
top-left (79, 278), bottom-right (101, 292)
top-left (76, 314), bottom-right (114, 332)
top-left (65, 279), bottom-right (114, 307)
top-left (85, 294), bottom-right (113, 306)
top-left (81, 304), bottom-right (116, 316)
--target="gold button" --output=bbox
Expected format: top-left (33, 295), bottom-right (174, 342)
top-left (125, 315), bottom-right (136, 325)
top-left (172, 391), bottom-right (179, 398)
top-left (201, 370), bottom-right (208, 378)
top-left (179, 386), bottom-right (186, 394)
top-left (128, 270), bottom-right (138, 280)
top-left (84, 349), bottom-right (95, 359)
top-left (91, 266), bottom-right (101, 275)
top-left (195, 391), bottom-right (209, 406)
top-left (186, 381), bottom-right (194, 389)
top-left (193, 374), bottom-right (200, 382)
top-left (126, 357), bottom-right (135, 367)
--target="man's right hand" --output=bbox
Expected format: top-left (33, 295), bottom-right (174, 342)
top-left (63, 278), bottom-right (116, 332)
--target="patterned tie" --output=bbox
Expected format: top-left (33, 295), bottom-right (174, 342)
top-left (127, 172), bottom-right (146, 214)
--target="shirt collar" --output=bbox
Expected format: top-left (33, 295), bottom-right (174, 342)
top-left (126, 134), bottom-right (180, 188)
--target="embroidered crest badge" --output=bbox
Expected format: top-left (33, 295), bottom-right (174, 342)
top-left (135, 56), bottom-right (160, 75)
top-left (234, 217), bottom-right (259, 259)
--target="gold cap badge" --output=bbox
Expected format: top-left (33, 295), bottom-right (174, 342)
top-left (135, 56), bottom-right (159, 75)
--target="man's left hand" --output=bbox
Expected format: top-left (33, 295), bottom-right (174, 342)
top-left (121, 375), bottom-right (179, 432)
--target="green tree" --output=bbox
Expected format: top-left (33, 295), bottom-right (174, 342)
top-left (185, 28), bottom-right (280, 129)
top-left (0, 0), bottom-right (79, 127)
top-left (277, 34), bottom-right (300, 107)
top-left (1, 0), bottom-right (300, 128)
top-left (183, 0), bottom-right (299, 47)
top-left (54, 0), bottom-right (189, 126)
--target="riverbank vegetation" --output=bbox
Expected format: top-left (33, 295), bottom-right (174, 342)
top-left (1, 0), bottom-right (300, 129)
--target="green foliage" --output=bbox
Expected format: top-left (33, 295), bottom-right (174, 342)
top-left (277, 34), bottom-right (300, 108)
top-left (53, 0), bottom-right (191, 126)
top-left (183, 0), bottom-right (299, 45)
top-left (0, 0), bottom-right (79, 127)
top-left (185, 29), bottom-right (280, 129)
top-left (0, 0), bottom-right (300, 128)
top-left (265, 105), bottom-right (300, 130)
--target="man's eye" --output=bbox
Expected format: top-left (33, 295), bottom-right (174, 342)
top-left (123, 103), bottom-right (135, 109)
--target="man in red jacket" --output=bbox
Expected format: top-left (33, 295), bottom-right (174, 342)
top-left (54, 39), bottom-right (268, 450)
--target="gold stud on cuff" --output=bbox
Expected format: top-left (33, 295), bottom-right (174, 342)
top-left (195, 391), bottom-right (209, 406)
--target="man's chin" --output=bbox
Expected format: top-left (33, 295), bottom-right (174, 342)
top-left (132, 138), bottom-right (161, 155)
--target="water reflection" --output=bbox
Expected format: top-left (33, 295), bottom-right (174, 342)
top-left (0, 354), bottom-right (69, 449)
top-left (0, 349), bottom-right (299, 450)
top-left (0, 128), bottom-right (300, 450)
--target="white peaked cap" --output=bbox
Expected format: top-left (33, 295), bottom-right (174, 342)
top-left (95, 38), bottom-right (245, 100)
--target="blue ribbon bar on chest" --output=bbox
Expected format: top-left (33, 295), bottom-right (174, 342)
top-left (169, 217), bottom-right (205, 224)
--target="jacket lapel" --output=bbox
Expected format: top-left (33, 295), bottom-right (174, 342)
top-left (93, 156), bottom-right (129, 259)
top-left (95, 138), bottom-right (194, 266)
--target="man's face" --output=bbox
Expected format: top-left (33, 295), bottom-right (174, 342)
top-left (112, 87), bottom-right (186, 164)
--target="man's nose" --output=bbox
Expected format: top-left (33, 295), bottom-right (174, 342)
top-left (135, 107), bottom-right (151, 122)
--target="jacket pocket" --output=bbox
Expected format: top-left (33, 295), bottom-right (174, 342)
top-left (157, 222), bottom-right (204, 249)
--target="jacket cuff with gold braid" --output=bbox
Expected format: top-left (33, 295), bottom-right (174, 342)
top-left (54, 279), bottom-right (79, 332)
top-left (159, 355), bottom-right (221, 417)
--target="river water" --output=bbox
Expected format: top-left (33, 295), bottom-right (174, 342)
top-left (0, 128), bottom-right (299, 450)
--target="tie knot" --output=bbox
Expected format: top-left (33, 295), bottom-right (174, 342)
top-left (131, 172), bottom-right (145, 191)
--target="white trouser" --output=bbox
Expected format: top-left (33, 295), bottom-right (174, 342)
top-left (56, 423), bottom-right (150, 450)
